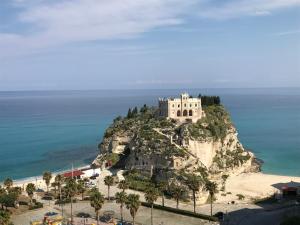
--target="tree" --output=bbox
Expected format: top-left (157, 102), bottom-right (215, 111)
top-left (132, 107), bottom-right (138, 116)
top-left (3, 178), bottom-right (13, 191)
top-left (0, 186), bottom-right (6, 210)
top-left (140, 104), bottom-right (148, 113)
top-left (0, 192), bottom-right (17, 209)
top-left (127, 108), bottom-right (132, 118)
top-left (104, 176), bottom-right (114, 201)
top-left (115, 191), bottom-right (127, 224)
top-left (55, 174), bottom-right (64, 216)
top-left (55, 174), bottom-right (64, 200)
top-left (118, 180), bottom-right (129, 193)
top-left (125, 194), bottom-right (140, 225)
top-left (26, 183), bottom-right (36, 205)
top-left (145, 187), bottom-right (159, 225)
top-left (77, 179), bottom-right (86, 200)
top-left (186, 174), bottom-right (202, 213)
top-left (51, 181), bottom-right (58, 195)
top-left (0, 210), bottom-right (10, 225)
top-left (170, 183), bottom-right (184, 209)
top-left (64, 178), bottom-right (77, 224)
top-left (8, 187), bottom-right (21, 197)
top-left (43, 171), bottom-right (52, 193)
top-left (90, 188), bottom-right (105, 225)
top-left (221, 174), bottom-right (229, 192)
top-left (204, 181), bottom-right (218, 216)
top-left (157, 181), bottom-right (167, 207)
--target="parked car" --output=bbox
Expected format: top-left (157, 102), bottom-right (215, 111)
top-left (45, 211), bottom-right (58, 217)
top-left (214, 211), bottom-right (224, 221)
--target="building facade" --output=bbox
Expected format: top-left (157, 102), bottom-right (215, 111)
top-left (158, 93), bottom-right (203, 123)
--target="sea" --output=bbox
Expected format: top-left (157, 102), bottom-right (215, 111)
top-left (0, 88), bottom-right (299, 181)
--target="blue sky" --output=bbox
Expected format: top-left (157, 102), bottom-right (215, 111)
top-left (0, 0), bottom-right (299, 90)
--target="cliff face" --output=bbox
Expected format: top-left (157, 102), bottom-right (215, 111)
top-left (97, 105), bottom-right (259, 176)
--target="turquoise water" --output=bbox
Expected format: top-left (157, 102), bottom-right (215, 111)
top-left (0, 88), bottom-right (299, 181)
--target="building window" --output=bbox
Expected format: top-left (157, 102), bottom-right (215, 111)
top-left (189, 110), bottom-right (193, 116)
top-left (190, 104), bottom-right (192, 107)
top-left (183, 110), bottom-right (188, 116)
top-left (184, 103), bottom-right (186, 107)
top-left (195, 104), bottom-right (197, 107)
top-left (172, 104), bottom-right (175, 107)
top-left (177, 110), bottom-right (181, 117)
top-left (178, 104), bottom-right (180, 108)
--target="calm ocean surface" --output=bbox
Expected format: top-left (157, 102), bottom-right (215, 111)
top-left (0, 88), bottom-right (299, 181)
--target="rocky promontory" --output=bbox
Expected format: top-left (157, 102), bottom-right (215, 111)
top-left (95, 99), bottom-right (259, 203)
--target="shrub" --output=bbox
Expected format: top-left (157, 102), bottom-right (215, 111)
top-left (236, 194), bottom-right (245, 200)
top-left (42, 196), bottom-right (53, 201)
top-left (18, 201), bottom-right (28, 205)
top-left (29, 202), bottom-right (43, 210)
top-left (141, 202), bottom-right (218, 221)
top-left (55, 198), bottom-right (77, 205)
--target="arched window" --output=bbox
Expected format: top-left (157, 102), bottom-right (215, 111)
top-left (177, 110), bottom-right (181, 117)
top-left (189, 110), bottom-right (193, 116)
top-left (183, 110), bottom-right (188, 116)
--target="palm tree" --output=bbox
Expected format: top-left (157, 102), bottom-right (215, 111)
top-left (77, 179), bottom-right (86, 200)
top-left (55, 174), bottom-right (64, 200)
top-left (64, 178), bottom-right (77, 224)
top-left (0, 210), bottom-right (10, 225)
top-left (90, 188), bottom-right (105, 225)
top-left (51, 181), bottom-right (58, 195)
top-left (125, 194), bottom-right (140, 225)
top-left (221, 174), bottom-right (229, 191)
top-left (118, 180), bottom-right (129, 193)
top-left (0, 186), bottom-right (6, 209)
top-left (3, 178), bottom-right (13, 190)
top-left (157, 181), bottom-right (167, 206)
top-left (26, 183), bottom-right (36, 205)
top-left (104, 176), bottom-right (114, 201)
top-left (186, 174), bottom-right (202, 213)
top-left (204, 180), bottom-right (218, 216)
top-left (170, 183), bottom-right (184, 209)
top-left (115, 191), bottom-right (127, 224)
top-left (43, 171), bottom-right (52, 193)
top-left (145, 187), bottom-right (159, 225)
top-left (55, 174), bottom-right (64, 216)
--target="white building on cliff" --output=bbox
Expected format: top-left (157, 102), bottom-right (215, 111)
top-left (158, 93), bottom-right (203, 123)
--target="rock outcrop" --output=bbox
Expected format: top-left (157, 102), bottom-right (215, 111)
top-left (98, 105), bottom-right (259, 176)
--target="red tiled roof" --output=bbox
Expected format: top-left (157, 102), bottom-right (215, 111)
top-left (63, 170), bottom-right (83, 178)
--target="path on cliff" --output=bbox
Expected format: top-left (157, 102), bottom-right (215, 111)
top-left (152, 128), bottom-right (207, 169)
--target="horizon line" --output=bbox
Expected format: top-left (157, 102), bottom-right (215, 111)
top-left (0, 86), bottom-right (300, 92)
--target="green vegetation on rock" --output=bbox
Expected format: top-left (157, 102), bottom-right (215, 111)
top-left (188, 105), bottom-right (231, 141)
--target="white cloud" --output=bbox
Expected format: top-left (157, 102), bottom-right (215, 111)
top-left (198, 0), bottom-right (300, 19)
top-left (0, 0), bottom-right (300, 58)
top-left (0, 0), bottom-right (197, 57)
top-left (273, 30), bottom-right (300, 36)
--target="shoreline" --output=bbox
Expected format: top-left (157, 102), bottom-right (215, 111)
top-left (3, 165), bottom-right (300, 202)
top-left (1, 164), bottom-right (91, 189)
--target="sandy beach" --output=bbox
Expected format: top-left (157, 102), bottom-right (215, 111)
top-left (3, 165), bottom-right (91, 191)
top-left (216, 172), bottom-right (300, 203)
top-left (6, 167), bottom-right (300, 205)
